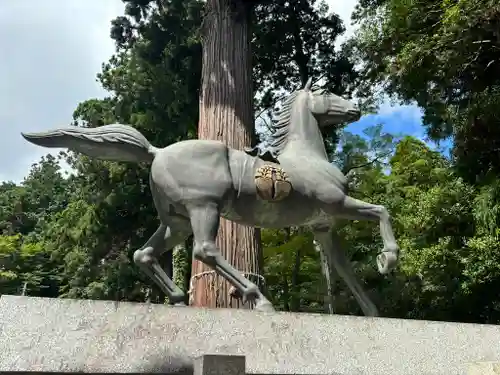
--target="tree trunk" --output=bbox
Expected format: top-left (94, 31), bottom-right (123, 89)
top-left (190, 0), bottom-right (263, 309)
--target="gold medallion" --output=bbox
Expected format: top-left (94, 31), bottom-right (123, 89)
top-left (254, 165), bottom-right (292, 202)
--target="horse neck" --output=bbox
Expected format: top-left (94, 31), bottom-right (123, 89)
top-left (281, 98), bottom-right (328, 160)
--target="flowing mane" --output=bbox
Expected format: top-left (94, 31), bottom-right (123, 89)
top-left (266, 90), bottom-right (300, 156)
top-left (268, 86), bottom-right (325, 156)
top-left (244, 85), bottom-right (324, 162)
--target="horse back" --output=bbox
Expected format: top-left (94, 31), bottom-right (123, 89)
top-left (150, 140), bottom-right (233, 205)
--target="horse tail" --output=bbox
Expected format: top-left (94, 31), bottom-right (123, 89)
top-left (21, 124), bottom-right (158, 163)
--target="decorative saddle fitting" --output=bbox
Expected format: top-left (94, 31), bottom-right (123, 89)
top-left (254, 165), bottom-right (292, 202)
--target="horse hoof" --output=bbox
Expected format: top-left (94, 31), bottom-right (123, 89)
top-left (255, 300), bottom-right (275, 313)
top-left (377, 250), bottom-right (398, 274)
top-left (229, 286), bottom-right (242, 300)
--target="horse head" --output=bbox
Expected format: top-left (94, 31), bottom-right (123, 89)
top-left (302, 77), bottom-right (361, 127)
top-left (260, 78), bottom-right (361, 161)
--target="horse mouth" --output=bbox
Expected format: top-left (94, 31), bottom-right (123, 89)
top-left (347, 109), bottom-right (361, 121)
top-left (319, 109), bottom-right (361, 126)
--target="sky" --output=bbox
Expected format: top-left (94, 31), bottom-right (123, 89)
top-left (0, 0), bottom-right (428, 183)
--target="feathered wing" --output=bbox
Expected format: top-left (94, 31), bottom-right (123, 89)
top-left (21, 124), bottom-right (157, 163)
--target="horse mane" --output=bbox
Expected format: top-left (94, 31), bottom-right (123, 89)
top-left (245, 85), bottom-right (323, 161)
top-left (266, 90), bottom-right (300, 156)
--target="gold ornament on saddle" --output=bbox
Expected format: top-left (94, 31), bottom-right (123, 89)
top-left (254, 165), bottom-right (292, 202)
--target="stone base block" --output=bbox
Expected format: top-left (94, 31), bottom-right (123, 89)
top-left (1, 295), bottom-right (500, 374)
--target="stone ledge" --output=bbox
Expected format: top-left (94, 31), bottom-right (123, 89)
top-left (0, 295), bottom-right (499, 374)
top-left (468, 362), bottom-right (500, 375)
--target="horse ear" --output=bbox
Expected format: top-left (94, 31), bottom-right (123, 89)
top-left (304, 77), bottom-right (313, 91)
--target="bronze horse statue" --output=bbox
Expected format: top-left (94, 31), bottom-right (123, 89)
top-left (22, 78), bottom-right (399, 315)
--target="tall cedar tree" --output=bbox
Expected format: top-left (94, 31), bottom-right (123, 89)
top-left (192, 0), bottom-right (261, 308)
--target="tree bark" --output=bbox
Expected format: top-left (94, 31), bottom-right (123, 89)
top-left (191, 0), bottom-right (263, 309)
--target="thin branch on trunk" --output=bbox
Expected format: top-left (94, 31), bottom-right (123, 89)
top-left (344, 151), bottom-right (392, 175)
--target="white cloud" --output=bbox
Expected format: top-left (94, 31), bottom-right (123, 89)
top-left (325, 0), bottom-right (358, 47)
top-left (0, 0), bottom-right (124, 183)
top-left (378, 102), bottom-right (423, 123)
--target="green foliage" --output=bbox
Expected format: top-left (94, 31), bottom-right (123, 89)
top-left (0, 234), bottom-right (59, 297)
top-left (253, 0), bottom-right (358, 103)
top-left (0, 154), bottom-right (70, 236)
top-left (262, 228), bottom-right (325, 312)
top-left (349, 0), bottom-right (500, 183)
top-left (344, 136), bottom-right (500, 323)
top-left (345, 0), bottom-right (500, 321)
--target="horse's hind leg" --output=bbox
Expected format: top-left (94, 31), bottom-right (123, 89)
top-left (133, 223), bottom-right (191, 305)
top-left (187, 201), bottom-right (274, 312)
top-left (313, 227), bottom-right (379, 317)
top-left (330, 195), bottom-right (400, 274)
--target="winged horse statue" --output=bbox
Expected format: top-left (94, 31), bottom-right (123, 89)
top-left (21, 78), bottom-right (399, 315)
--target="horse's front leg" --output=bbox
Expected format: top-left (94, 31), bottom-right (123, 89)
top-left (313, 235), bottom-right (335, 314)
top-left (320, 187), bottom-right (400, 274)
top-left (336, 195), bottom-right (400, 274)
top-left (313, 227), bottom-right (379, 317)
